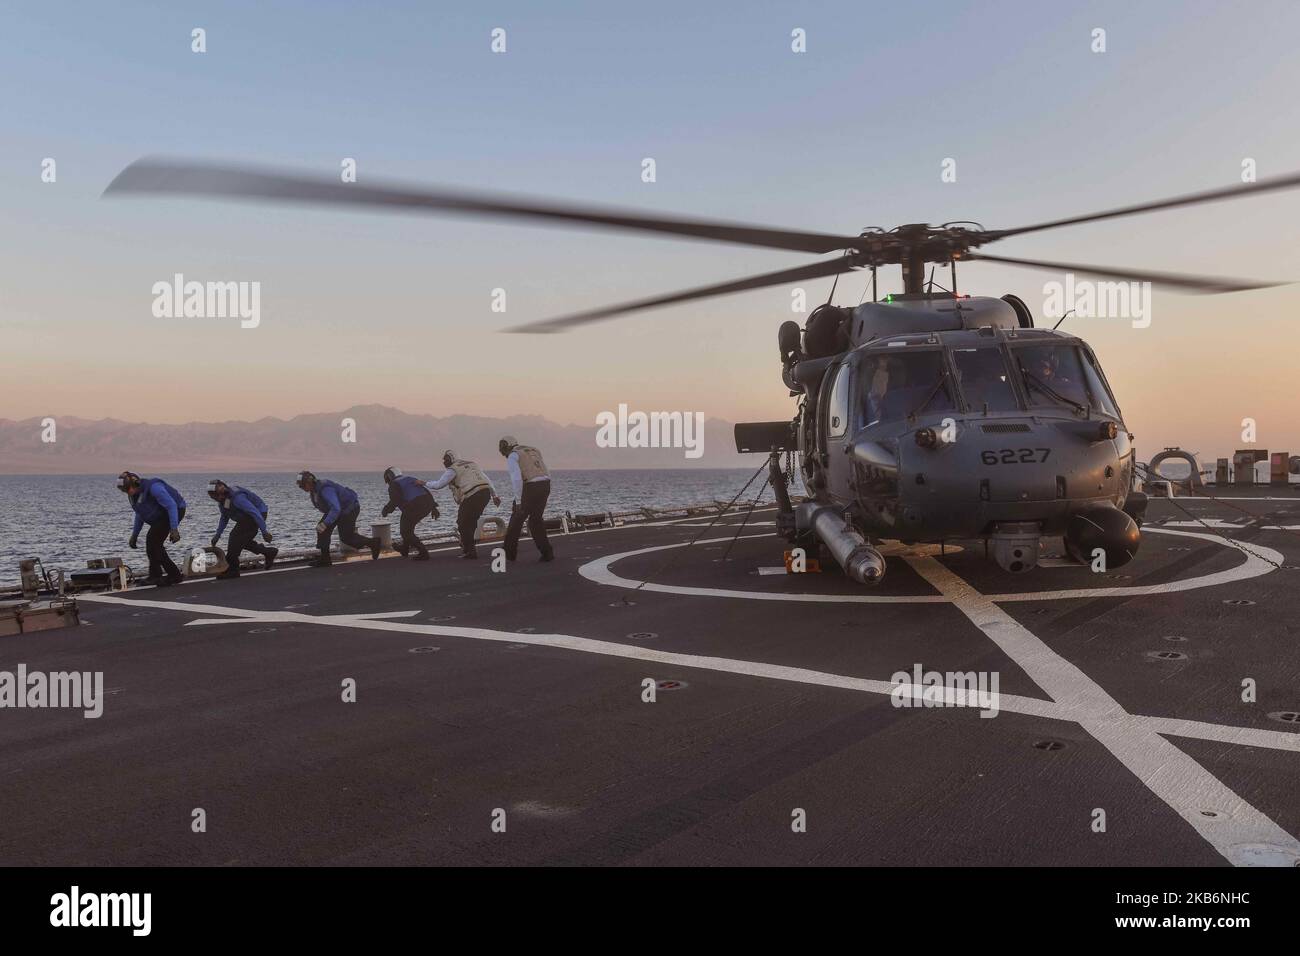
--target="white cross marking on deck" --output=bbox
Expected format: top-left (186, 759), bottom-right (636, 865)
top-left (903, 553), bottom-right (1300, 867)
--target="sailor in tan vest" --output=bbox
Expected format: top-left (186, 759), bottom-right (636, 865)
top-left (425, 450), bottom-right (500, 559)
top-left (499, 435), bottom-right (555, 562)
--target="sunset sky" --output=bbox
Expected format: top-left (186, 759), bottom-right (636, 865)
top-left (3, 0), bottom-right (1300, 460)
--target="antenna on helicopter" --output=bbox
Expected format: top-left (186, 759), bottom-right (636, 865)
top-left (825, 267), bottom-right (841, 305)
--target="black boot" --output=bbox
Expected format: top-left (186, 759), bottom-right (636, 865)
top-left (370, 539), bottom-right (381, 560)
top-left (263, 547), bottom-right (278, 570)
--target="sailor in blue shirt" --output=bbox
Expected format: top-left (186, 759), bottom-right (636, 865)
top-left (117, 471), bottom-right (187, 586)
top-left (296, 471), bottom-right (380, 567)
top-left (380, 466), bottom-right (440, 561)
top-left (207, 480), bottom-right (279, 579)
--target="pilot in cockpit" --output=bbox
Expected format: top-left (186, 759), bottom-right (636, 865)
top-left (1033, 349), bottom-right (1078, 398)
top-left (865, 356), bottom-right (910, 424)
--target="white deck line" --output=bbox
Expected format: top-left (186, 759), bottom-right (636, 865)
top-left (77, 592), bottom-right (1299, 748)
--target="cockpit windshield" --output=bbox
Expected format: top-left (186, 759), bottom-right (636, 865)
top-left (860, 350), bottom-right (954, 426)
top-left (950, 347), bottom-right (1020, 412)
top-left (1012, 344), bottom-right (1118, 416)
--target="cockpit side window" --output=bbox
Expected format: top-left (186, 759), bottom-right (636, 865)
top-left (826, 362), bottom-right (852, 438)
top-left (860, 350), bottom-right (954, 426)
top-left (950, 347), bottom-right (1020, 412)
top-left (1080, 349), bottom-right (1120, 417)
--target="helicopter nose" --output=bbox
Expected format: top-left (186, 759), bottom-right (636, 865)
top-left (890, 414), bottom-right (1133, 542)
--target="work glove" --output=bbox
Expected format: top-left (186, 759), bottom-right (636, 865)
top-left (128, 536), bottom-right (138, 549)
top-left (492, 496), bottom-right (501, 508)
top-left (316, 521), bottom-right (327, 536)
top-left (511, 499), bottom-right (518, 514)
top-left (431, 503), bottom-right (441, 520)
top-left (210, 534), bottom-right (220, 548)
top-left (168, 528), bottom-right (181, 544)
top-left (381, 504), bottom-right (394, 517)
top-left (262, 531), bottom-right (273, 543)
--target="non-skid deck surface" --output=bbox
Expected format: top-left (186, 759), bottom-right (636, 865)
top-left (2, 493), bottom-right (1298, 866)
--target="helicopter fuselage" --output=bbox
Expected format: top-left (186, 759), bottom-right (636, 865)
top-left (763, 293), bottom-right (1145, 578)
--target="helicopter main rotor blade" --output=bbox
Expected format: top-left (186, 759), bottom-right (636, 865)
top-left (965, 251), bottom-right (1285, 294)
top-left (105, 158), bottom-right (868, 255)
top-left (987, 169), bottom-right (1300, 241)
top-left (506, 257), bottom-right (854, 333)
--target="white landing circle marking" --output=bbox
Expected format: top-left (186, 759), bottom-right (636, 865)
top-left (578, 529), bottom-right (1280, 605)
top-left (581, 534), bottom-right (946, 603)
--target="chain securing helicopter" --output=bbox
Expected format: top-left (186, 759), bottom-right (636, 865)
top-left (104, 159), bottom-right (1300, 582)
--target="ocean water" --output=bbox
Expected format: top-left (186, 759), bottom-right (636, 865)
top-left (0, 469), bottom-right (779, 586)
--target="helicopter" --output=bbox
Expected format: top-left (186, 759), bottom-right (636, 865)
top-left (104, 159), bottom-right (1300, 583)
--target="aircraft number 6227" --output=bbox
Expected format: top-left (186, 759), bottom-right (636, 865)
top-left (981, 448), bottom-right (1051, 465)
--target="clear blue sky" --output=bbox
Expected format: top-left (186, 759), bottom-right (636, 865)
top-left (3, 0), bottom-right (1299, 457)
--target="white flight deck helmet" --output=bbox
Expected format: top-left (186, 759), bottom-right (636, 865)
top-left (442, 449), bottom-right (456, 468)
top-left (383, 466), bottom-right (402, 483)
top-left (296, 470), bottom-right (316, 490)
top-left (498, 435), bottom-right (517, 457)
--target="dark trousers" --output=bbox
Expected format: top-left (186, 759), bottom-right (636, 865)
top-left (145, 506), bottom-right (185, 579)
top-left (317, 507), bottom-right (375, 557)
top-left (505, 479), bottom-right (552, 560)
top-left (228, 513), bottom-right (270, 566)
top-left (456, 487), bottom-right (491, 556)
top-left (395, 496), bottom-right (433, 557)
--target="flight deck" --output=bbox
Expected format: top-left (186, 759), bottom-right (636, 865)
top-left (1, 491), bottom-right (1298, 867)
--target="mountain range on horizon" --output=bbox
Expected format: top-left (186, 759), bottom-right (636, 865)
top-left (0, 404), bottom-right (756, 474)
